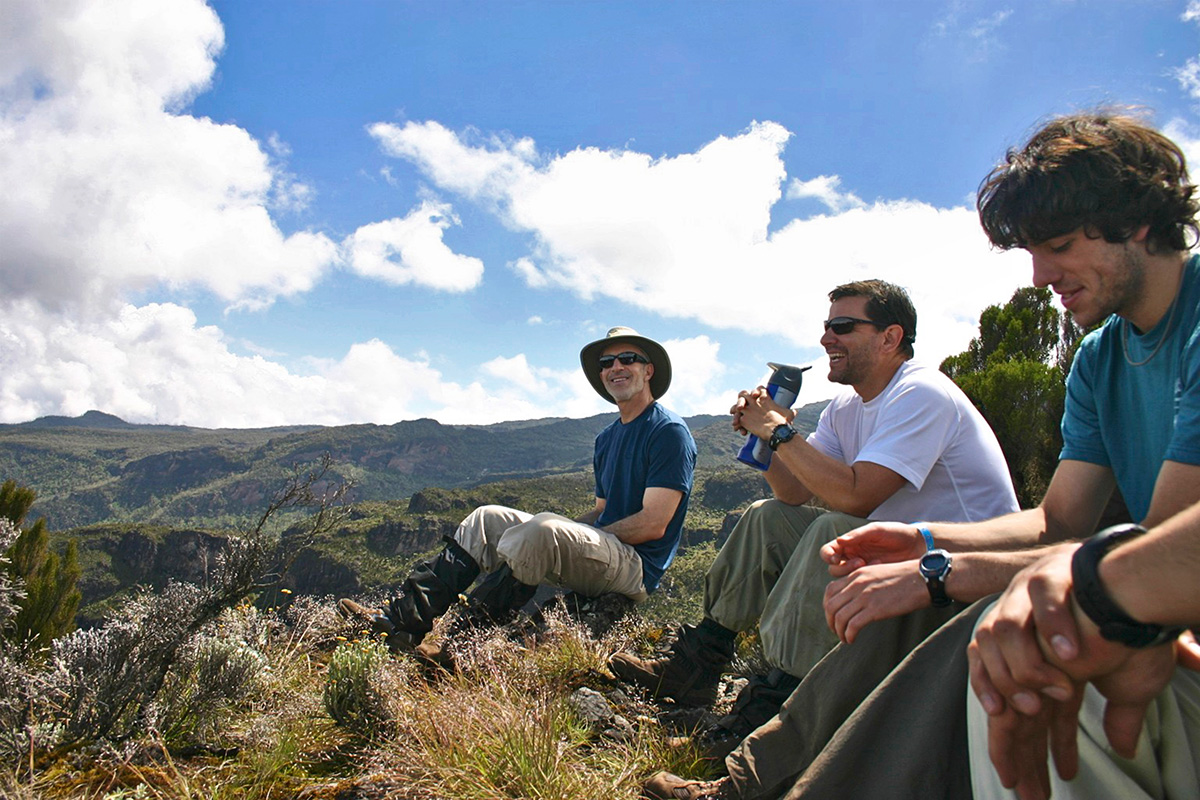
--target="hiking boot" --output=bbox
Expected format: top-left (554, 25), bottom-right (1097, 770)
top-left (642, 772), bottom-right (734, 799)
top-left (408, 564), bottom-right (538, 675)
top-left (666, 724), bottom-right (744, 768)
top-left (553, 591), bottom-right (637, 638)
top-left (668, 667), bottom-right (802, 767)
top-left (717, 667), bottom-right (800, 734)
top-left (609, 618), bottom-right (736, 706)
top-left (383, 536), bottom-right (481, 643)
top-left (411, 637), bottom-right (456, 674)
top-left (464, 562), bottom-right (538, 625)
top-left (336, 598), bottom-right (420, 653)
top-left (337, 598), bottom-right (382, 627)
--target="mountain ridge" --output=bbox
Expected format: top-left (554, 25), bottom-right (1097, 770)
top-left (1, 404), bottom-right (828, 529)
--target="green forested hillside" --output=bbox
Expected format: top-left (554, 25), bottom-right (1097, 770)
top-left (7, 404), bottom-right (829, 623)
top-left (0, 404), bottom-right (826, 529)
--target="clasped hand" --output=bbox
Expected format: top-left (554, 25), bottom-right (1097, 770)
top-left (730, 387), bottom-right (792, 440)
top-left (966, 546), bottom-right (1189, 800)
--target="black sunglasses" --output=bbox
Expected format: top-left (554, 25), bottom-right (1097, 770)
top-left (823, 316), bottom-right (881, 335)
top-left (599, 352), bottom-right (650, 370)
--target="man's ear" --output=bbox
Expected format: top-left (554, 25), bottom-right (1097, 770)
top-left (645, 362), bottom-right (655, 380)
top-left (882, 324), bottom-right (905, 353)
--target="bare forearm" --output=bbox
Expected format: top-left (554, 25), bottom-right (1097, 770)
top-left (575, 507), bottom-right (602, 525)
top-left (598, 486), bottom-right (683, 546)
top-left (602, 511), bottom-right (667, 545)
top-left (770, 438), bottom-right (885, 517)
top-left (1103, 504), bottom-right (1200, 626)
top-left (764, 455), bottom-right (814, 506)
top-left (925, 508), bottom-right (1060, 553)
top-left (945, 543), bottom-right (1077, 603)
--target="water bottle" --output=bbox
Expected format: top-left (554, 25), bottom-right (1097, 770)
top-left (736, 362), bottom-right (811, 471)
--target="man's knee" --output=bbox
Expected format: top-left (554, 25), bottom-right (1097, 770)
top-left (722, 499), bottom-right (817, 552)
top-left (802, 511), bottom-right (865, 544)
top-left (495, 512), bottom-right (561, 561)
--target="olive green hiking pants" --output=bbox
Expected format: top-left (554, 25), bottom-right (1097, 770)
top-left (704, 499), bottom-right (866, 678)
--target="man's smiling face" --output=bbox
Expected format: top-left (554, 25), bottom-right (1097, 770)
top-left (601, 343), bottom-right (654, 404)
top-left (1027, 227), bottom-right (1148, 329)
top-left (820, 295), bottom-right (885, 387)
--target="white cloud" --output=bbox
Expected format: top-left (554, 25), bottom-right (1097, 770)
top-left (374, 119), bottom-right (1030, 374)
top-left (1177, 4), bottom-right (1200, 102)
top-left (370, 120), bottom-right (538, 202)
top-left (786, 174), bottom-right (866, 213)
top-left (928, 2), bottom-right (1012, 63)
top-left (343, 201), bottom-right (485, 291)
top-left (510, 256), bottom-right (549, 288)
top-left (0, 0), bottom-right (338, 310)
top-left (0, 299), bottom-right (613, 427)
top-left (657, 335), bottom-right (731, 418)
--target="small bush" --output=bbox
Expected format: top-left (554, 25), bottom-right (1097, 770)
top-left (149, 629), bottom-right (270, 746)
top-left (323, 639), bottom-right (392, 736)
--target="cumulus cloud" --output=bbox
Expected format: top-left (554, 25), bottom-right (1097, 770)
top-left (657, 335), bottom-right (731, 417)
top-left (1164, 118), bottom-right (1200, 168)
top-left (343, 201), bottom-right (485, 291)
top-left (0, 299), bottom-right (610, 427)
top-left (0, 0), bottom-right (339, 310)
top-left (371, 118), bottom-right (1030, 369)
top-left (786, 175), bottom-right (867, 213)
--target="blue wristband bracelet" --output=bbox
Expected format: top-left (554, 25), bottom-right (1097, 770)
top-left (917, 526), bottom-right (934, 552)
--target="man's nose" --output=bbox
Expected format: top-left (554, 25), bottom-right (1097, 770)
top-left (1030, 253), bottom-right (1056, 288)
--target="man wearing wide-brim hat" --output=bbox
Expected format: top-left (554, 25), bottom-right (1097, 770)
top-left (340, 326), bottom-right (696, 668)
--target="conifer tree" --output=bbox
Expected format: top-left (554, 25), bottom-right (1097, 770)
top-left (941, 288), bottom-right (1082, 507)
top-left (0, 479), bottom-right (81, 649)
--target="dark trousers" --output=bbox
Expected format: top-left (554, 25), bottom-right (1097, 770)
top-left (725, 598), bottom-right (993, 800)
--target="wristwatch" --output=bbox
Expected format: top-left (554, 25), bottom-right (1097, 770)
top-left (918, 527), bottom-right (953, 608)
top-left (767, 422), bottom-right (798, 451)
top-left (1071, 523), bottom-right (1186, 648)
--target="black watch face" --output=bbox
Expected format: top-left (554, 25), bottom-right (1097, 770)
top-left (920, 551), bottom-right (950, 574)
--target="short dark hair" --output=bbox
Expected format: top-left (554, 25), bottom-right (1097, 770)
top-left (978, 109), bottom-right (1199, 253)
top-left (828, 279), bottom-right (917, 358)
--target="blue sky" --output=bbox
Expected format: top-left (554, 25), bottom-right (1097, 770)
top-left (3, 0), bottom-right (1200, 427)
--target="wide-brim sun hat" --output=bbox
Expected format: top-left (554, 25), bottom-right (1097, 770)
top-left (579, 326), bottom-right (672, 403)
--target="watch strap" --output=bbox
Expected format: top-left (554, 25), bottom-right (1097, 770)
top-left (919, 549), bottom-right (953, 608)
top-left (767, 423), bottom-right (797, 451)
top-left (1071, 524), bottom-right (1184, 648)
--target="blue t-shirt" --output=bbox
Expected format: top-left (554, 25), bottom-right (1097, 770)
top-left (593, 402), bottom-right (697, 592)
top-left (1060, 253), bottom-right (1200, 521)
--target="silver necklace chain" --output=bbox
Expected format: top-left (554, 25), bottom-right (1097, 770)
top-left (1122, 289), bottom-right (1181, 367)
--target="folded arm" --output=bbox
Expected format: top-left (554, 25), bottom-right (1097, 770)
top-left (599, 487), bottom-right (684, 545)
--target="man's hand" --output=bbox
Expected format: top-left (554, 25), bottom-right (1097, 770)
top-left (969, 547), bottom-right (1080, 718)
top-left (821, 521), bottom-right (925, 577)
top-left (735, 387), bottom-right (792, 441)
top-left (967, 546), bottom-right (1181, 800)
top-left (823, 559), bottom-right (929, 643)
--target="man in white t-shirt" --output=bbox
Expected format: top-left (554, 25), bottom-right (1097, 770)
top-left (612, 279), bottom-right (1018, 763)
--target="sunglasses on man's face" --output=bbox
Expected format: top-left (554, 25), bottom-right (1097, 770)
top-left (599, 352), bottom-right (650, 370)
top-left (823, 316), bottom-right (880, 335)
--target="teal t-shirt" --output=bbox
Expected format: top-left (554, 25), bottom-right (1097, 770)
top-left (593, 402), bottom-right (697, 592)
top-left (1060, 253), bottom-right (1200, 521)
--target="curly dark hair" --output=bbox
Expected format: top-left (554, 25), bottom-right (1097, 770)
top-left (828, 279), bottom-right (917, 358)
top-left (977, 109), bottom-right (1199, 253)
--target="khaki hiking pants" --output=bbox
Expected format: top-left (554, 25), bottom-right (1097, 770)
top-left (453, 505), bottom-right (649, 602)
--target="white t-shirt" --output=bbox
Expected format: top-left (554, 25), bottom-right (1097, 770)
top-left (806, 360), bottom-right (1018, 523)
